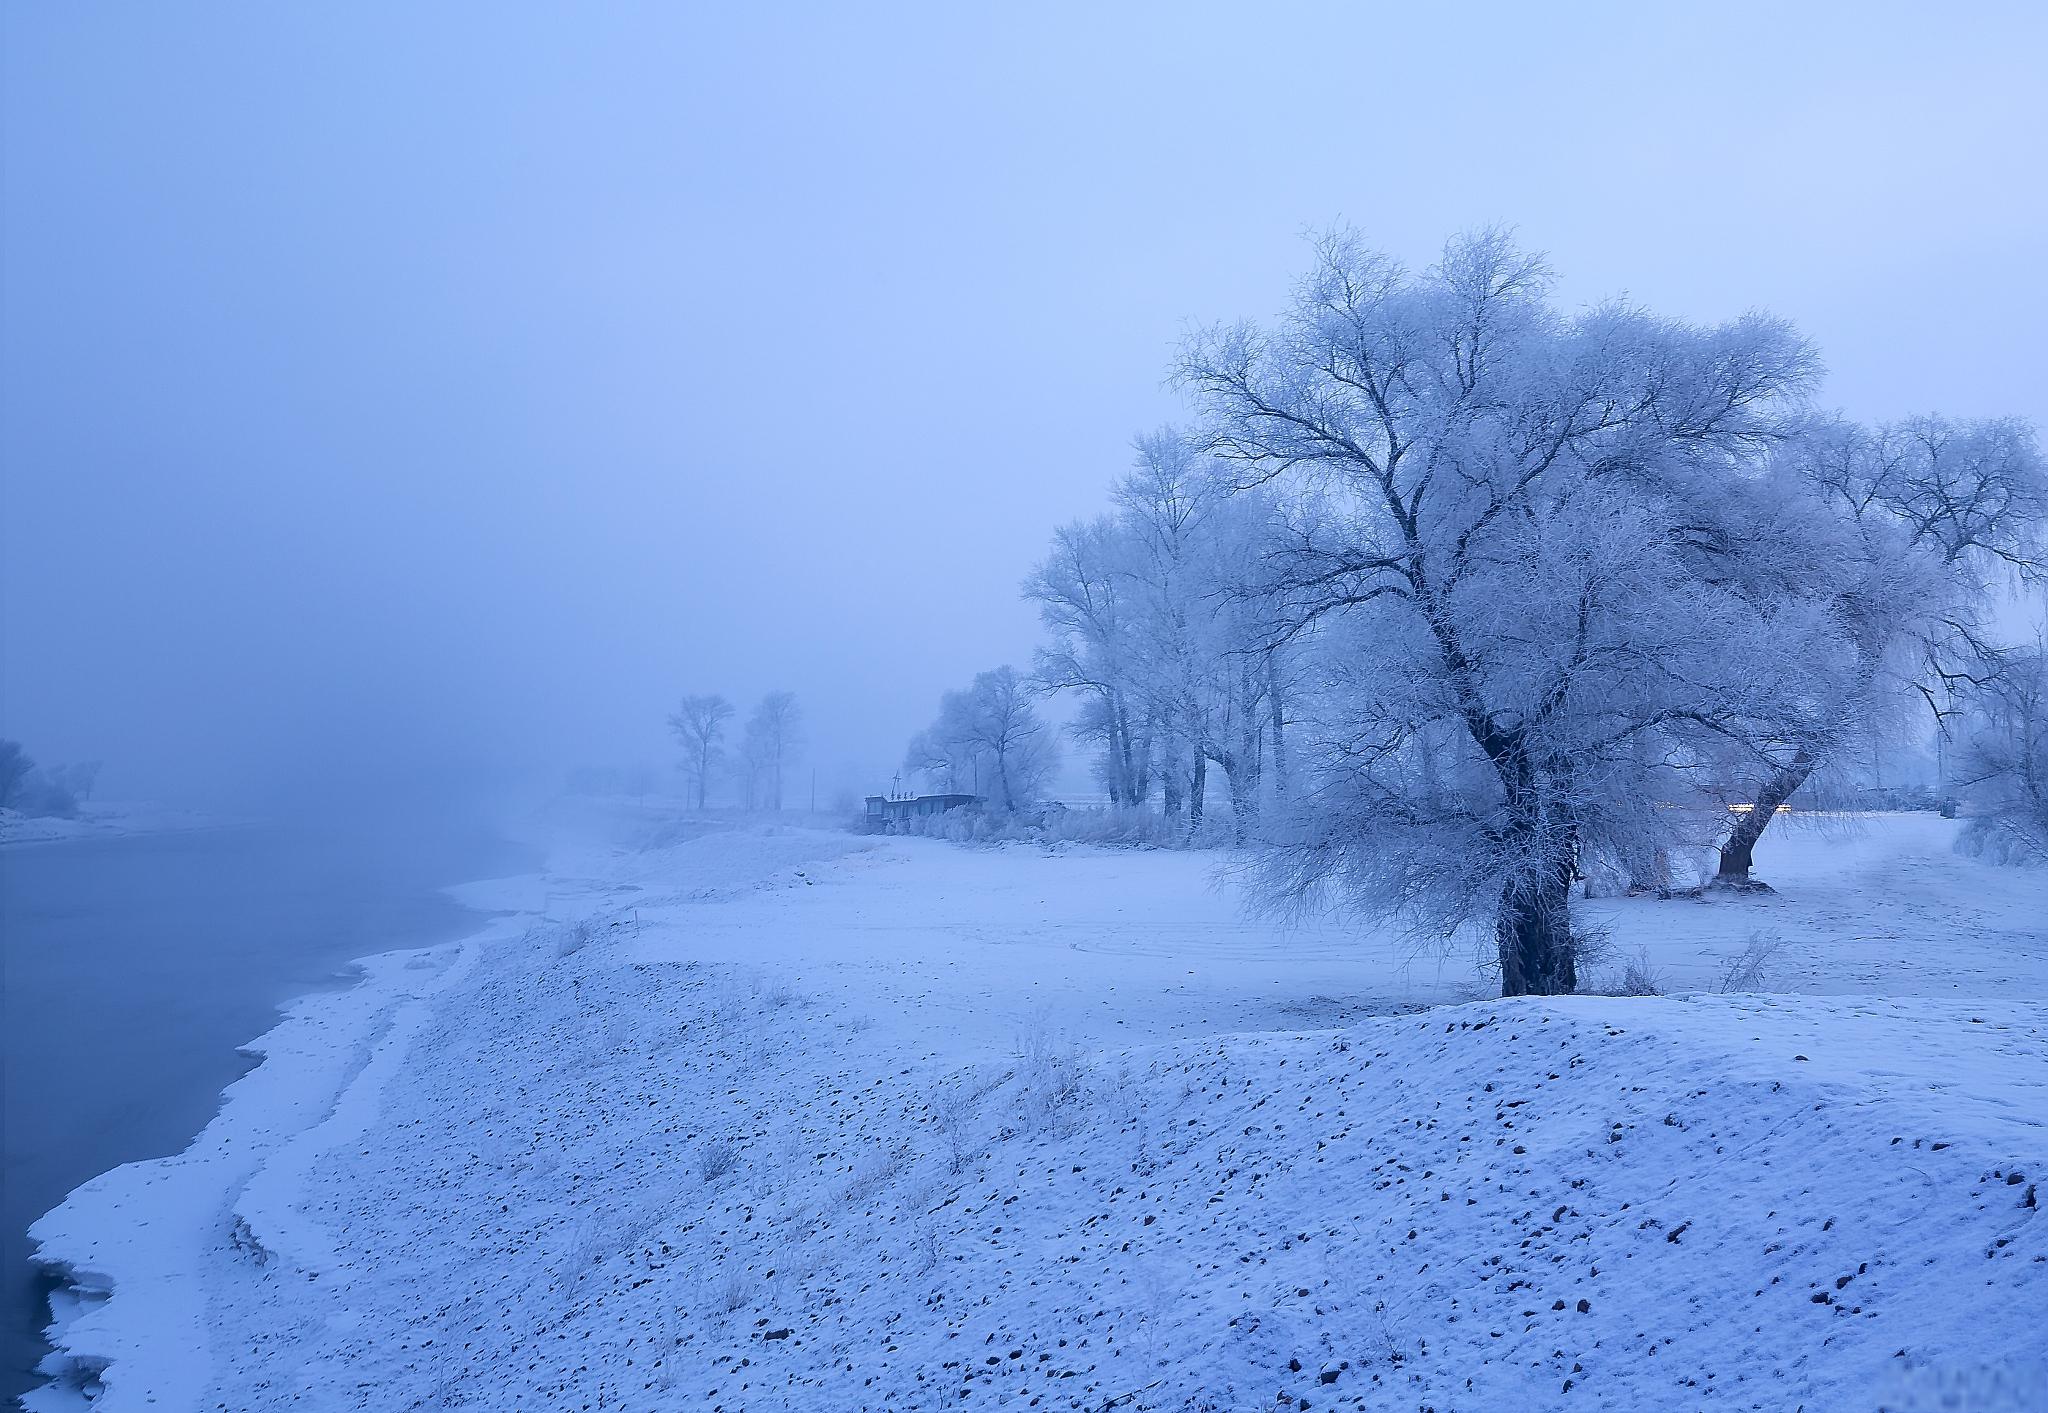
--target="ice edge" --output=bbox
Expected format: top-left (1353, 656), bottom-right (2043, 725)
top-left (21, 886), bottom-right (539, 1413)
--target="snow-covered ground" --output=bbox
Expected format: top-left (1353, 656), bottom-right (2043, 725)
top-left (26, 811), bottom-right (2048, 1411)
top-left (0, 803), bottom-right (228, 849)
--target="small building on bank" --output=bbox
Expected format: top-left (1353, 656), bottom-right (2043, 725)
top-left (863, 792), bottom-right (983, 828)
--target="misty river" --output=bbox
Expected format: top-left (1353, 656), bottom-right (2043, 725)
top-left (0, 819), bottom-right (533, 1403)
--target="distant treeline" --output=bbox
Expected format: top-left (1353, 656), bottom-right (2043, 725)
top-left (0, 739), bottom-right (101, 818)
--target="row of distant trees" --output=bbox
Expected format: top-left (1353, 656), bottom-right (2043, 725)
top-left (936, 227), bottom-right (2047, 996)
top-left (0, 739), bottom-right (101, 818)
top-left (667, 691), bottom-right (802, 812)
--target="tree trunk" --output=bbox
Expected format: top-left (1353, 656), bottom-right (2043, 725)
top-left (1112, 695), bottom-right (1138, 806)
top-left (1716, 753), bottom-right (1814, 884)
top-left (1497, 842), bottom-right (1578, 996)
top-left (1266, 666), bottom-right (1288, 804)
top-left (1226, 721), bottom-right (1262, 844)
top-left (1103, 703), bottom-right (1126, 807)
top-left (1188, 750), bottom-right (1206, 830)
top-left (1225, 757), bottom-right (1259, 843)
top-left (1120, 704), bottom-right (1140, 805)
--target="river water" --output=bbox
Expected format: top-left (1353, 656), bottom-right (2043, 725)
top-left (0, 818), bottom-right (533, 1404)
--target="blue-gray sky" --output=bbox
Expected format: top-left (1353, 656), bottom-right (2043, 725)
top-left (4, 3), bottom-right (2044, 810)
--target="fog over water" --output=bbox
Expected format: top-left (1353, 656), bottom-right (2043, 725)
top-left (4, 4), bottom-right (2044, 814)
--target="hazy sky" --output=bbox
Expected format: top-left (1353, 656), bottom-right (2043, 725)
top-left (4, 3), bottom-right (2044, 812)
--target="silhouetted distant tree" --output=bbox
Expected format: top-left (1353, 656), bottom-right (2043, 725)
top-left (743, 692), bottom-right (802, 812)
top-left (669, 694), bottom-right (734, 811)
top-left (0, 740), bottom-right (30, 809)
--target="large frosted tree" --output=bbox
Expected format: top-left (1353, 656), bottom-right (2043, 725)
top-left (1178, 228), bottom-right (1840, 996)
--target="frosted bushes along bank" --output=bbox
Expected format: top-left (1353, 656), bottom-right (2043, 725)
top-left (884, 802), bottom-right (1238, 850)
top-left (1957, 814), bottom-right (2048, 867)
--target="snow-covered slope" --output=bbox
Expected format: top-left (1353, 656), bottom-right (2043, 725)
top-left (25, 816), bottom-right (2048, 1411)
top-left (209, 971), bottom-right (2047, 1411)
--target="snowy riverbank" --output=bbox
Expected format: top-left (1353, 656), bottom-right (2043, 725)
top-left (0, 803), bottom-right (232, 850)
top-left (24, 812), bottom-right (2048, 1410)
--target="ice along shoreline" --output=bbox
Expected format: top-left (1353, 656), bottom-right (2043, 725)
top-left (21, 872), bottom-right (545, 1412)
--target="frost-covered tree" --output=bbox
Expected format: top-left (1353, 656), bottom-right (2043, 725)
top-left (1953, 642), bottom-right (2048, 863)
top-left (908, 667), bottom-right (1058, 811)
top-left (0, 740), bottom-right (31, 810)
top-left (1178, 227), bottom-right (1837, 995)
top-left (1028, 436), bottom-right (1294, 840)
top-left (668, 693), bottom-right (733, 811)
top-left (739, 692), bottom-right (801, 812)
top-left (1114, 431), bottom-right (1228, 828)
top-left (1709, 415), bottom-right (2046, 883)
top-left (1116, 434), bottom-right (1298, 839)
top-left (1025, 517), bottom-right (1152, 806)
top-left (1183, 477), bottom-right (1294, 840)
top-left (47, 760), bottom-right (101, 804)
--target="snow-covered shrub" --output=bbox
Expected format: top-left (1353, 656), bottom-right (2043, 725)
top-left (696, 1141), bottom-right (739, 1184)
top-left (555, 919), bottom-right (597, 959)
top-left (927, 1066), bottom-right (1006, 1175)
top-left (751, 976), bottom-right (801, 1009)
top-left (1600, 947), bottom-right (1665, 997)
top-left (840, 1140), bottom-right (912, 1209)
top-left (913, 1217), bottom-right (943, 1272)
top-left (1716, 930), bottom-right (1788, 993)
top-left (930, 1087), bottom-right (979, 1175)
top-left (709, 1268), bottom-right (750, 1318)
top-left (1012, 1022), bottom-right (1090, 1135)
top-left (1957, 816), bottom-right (2048, 865)
top-left (895, 803), bottom-right (1241, 851)
top-left (1051, 805), bottom-right (1238, 849)
top-left (1579, 849), bottom-right (1634, 899)
top-left (652, 1305), bottom-right (685, 1388)
top-left (1566, 916), bottom-right (1615, 982)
